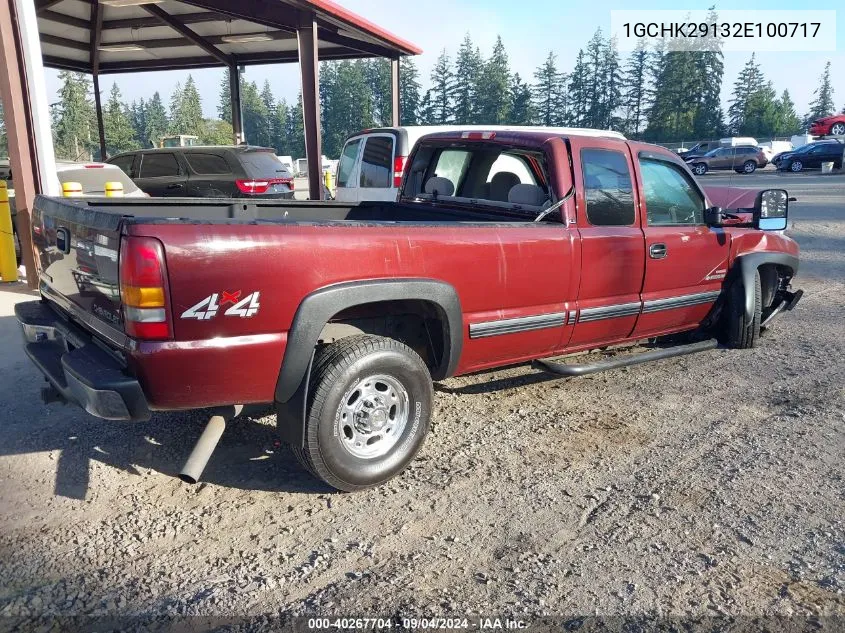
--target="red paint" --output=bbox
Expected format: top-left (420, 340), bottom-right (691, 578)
top-left (35, 132), bottom-right (800, 412)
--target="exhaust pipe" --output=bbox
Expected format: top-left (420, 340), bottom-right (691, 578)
top-left (179, 405), bottom-right (243, 484)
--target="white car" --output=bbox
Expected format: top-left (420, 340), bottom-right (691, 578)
top-left (334, 125), bottom-right (625, 203)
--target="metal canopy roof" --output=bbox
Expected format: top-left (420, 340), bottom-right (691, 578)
top-left (36, 0), bottom-right (422, 74)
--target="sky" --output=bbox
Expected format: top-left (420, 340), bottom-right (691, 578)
top-left (43, 0), bottom-right (844, 130)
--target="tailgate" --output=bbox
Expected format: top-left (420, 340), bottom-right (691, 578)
top-left (33, 196), bottom-right (124, 333)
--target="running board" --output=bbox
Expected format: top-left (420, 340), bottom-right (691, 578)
top-left (532, 339), bottom-right (719, 378)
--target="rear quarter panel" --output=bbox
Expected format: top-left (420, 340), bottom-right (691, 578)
top-left (127, 220), bottom-right (576, 408)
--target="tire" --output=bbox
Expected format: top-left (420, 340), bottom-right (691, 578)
top-left (292, 335), bottom-right (433, 492)
top-left (790, 160), bottom-right (803, 172)
top-left (692, 163), bottom-right (707, 176)
top-left (831, 122), bottom-right (845, 136)
top-left (721, 270), bottom-right (762, 349)
top-left (742, 160), bottom-right (757, 174)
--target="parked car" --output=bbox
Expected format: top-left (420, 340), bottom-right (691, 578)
top-left (334, 125), bottom-right (626, 202)
top-left (6, 160), bottom-right (144, 265)
top-left (17, 129), bottom-right (801, 492)
top-left (107, 146), bottom-right (294, 199)
top-left (685, 146), bottom-right (768, 175)
top-left (678, 141), bottom-right (720, 160)
top-left (808, 114), bottom-right (845, 137)
top-left (773, 140), bottom-right (845, 172)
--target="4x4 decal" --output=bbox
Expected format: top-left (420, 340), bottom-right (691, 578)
top-left (181, 291), bottom-right (261, 320)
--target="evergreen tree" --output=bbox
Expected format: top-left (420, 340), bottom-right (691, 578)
top-left (509, 74), bottom-right (533, 125)
top-left (102, 83), bottom-right (137, 157)
top-left (533, 52), bottom-right (566, 126)
top-left (567, 50), bottom-right (589, 126)
top-left (743, 80), bottom-right (780, 138)
top-left (600, 36), bottom-right (623, 129)
top-left (476, 36), bottom-right (511, 124)
top-left (169, 76), bottom-right (204, 136)
top-left (200, 119), bottom-right (234, 145)
top-left (128, 100), bottom-right (146, 148)
top-left (584, 29), bottom-right (605, 128)
top-left (453, 34), bottom-right (482, 124)
top-left (622, 40), bottom-right (650, 137)
top-left (272, 99), bottom-right (291, 155)
top-left (398, 57), bottom-right (421, 126)
top-left (288, 92), bottom-right (305, 158)
top-left (143, 92), bottom-right (168, 148)
top-left (364, 59), bottom-right (392, 126)
top-left (218, 69), bottom-right (233, 122)
top-left (429, 50), bottom-right (455, 124)
top-left (691, 8), bottom-right (725, 138)
top-left (728, 54), bottom-right (765, 134)
top-left (241, 79), bottom-right (270, 147)
top-left (417, 90), bottom-right (435, 125)
top-left (260, 80), bottom-right (276, 147)
top-left (806, 61), bottom-right (835, 123)
top-left (54, 71), bottom-right (97, 161)
top-left (774, 90), bottom-right (801, 136)
top-left (320, 60), bottom-right (374, 158)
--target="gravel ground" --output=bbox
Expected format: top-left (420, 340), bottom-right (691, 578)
top-left (0, 176), bottom-right (843, 631)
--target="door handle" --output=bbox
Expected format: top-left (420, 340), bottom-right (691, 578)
top-left (167, 183), bottom-right (184, 190)
top-left (649, 243), bottom-right (667, 259)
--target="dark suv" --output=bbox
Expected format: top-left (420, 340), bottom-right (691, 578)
top-left (772, 140), bottom-right (845, 172)
top-left (107, 146), bottom-right (294, 199)
top-left (685, 146), bottom-right (768, 175)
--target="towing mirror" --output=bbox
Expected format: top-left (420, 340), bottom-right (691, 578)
top-left (704, 206), bottom-right (725, 226)
top-left (755, 189), bottom-right (788, 231)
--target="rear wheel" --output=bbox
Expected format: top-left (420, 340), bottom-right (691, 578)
top-left (291, 335), bottom-right (433, 492)
top-left (692, 163), bottom-right (707, 176)
top-left (790, 160), bottom-right (803, 172)
top-left (742, 160), bottom-right (757, 174)
top-left (831, 122), bottom-right (845, 136)
top-left (721, 270), bottom-right (762, 349)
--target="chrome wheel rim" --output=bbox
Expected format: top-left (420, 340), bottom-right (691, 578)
top-left (694, 165), bottom-right (705, 175)
top-left (832, 123), bottom-right (845, 135)
top-left (791, 161), bottom-right (802, 172)
top-left (744, 162), bottom-right (755, 173)
top-left (337, 374), bottom-right (410, 459)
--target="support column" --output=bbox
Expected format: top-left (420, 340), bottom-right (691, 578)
top-left (297, 18), bottom-right (322, 201)
top-left (0, 0), bottom-right (56, 286)
top-left (93, 73), bottom-right (107, 160)
top-left (391, 57), bottom-right (400, 127)
top-left (229, 64), bottom-right (244, 145)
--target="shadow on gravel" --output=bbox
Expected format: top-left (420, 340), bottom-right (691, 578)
top-left (0, 402), bottom-right (332, 500)
top-left (435, 366), bottom-right (558, 395)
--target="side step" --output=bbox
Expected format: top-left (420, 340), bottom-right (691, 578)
top-left (532, 339), bottom-right (719, 378)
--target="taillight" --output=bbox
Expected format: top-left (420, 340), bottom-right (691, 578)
top-left (393, 155), bottom-right (407, 188)
top-left (119, 236), bottom-right (171, 340)
top-left (236, 178), bottom-right (293, 195)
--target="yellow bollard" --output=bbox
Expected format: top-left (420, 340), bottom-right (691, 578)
top-left (62, 182), bottom-right (83, 197)
top-left (105, 181), bottom-right (124, 197)
top-left (0, 181), bottom-right (18, 282)
top-left (324, 169), bottom-right (333, 193)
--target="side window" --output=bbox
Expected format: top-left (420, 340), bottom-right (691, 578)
top-left (185, 153), bottom-right (230, 175)
top-left (337, 139), bottom-right (361, 188)
top-left (639, 157), bottom-right (705, 226)
top-left (139, 153), bottom-right (180, 178)
top-left (110, 154), bottom-right (135, 178)
top-left (580, 148), bottom-right (635, 226)
top-left (359, 136), bottom-right (394, 188)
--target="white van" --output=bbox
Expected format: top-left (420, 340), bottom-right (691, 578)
top-left (334, 125), bottom-right (625, 203)
top-left (720, 137), bottom-right (758, 147)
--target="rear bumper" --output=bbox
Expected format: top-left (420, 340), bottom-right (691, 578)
top-left (14, 300), bottom-right (151, 421)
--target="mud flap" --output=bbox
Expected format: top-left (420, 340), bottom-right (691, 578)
top-left (276, 350), bottom-right (314, 448)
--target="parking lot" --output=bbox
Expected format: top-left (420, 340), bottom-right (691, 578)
top-left (0, 175), bottom-right (843, 627)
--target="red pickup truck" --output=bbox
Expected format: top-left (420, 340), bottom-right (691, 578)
top-left (16, 129), bottom-right (801, 492)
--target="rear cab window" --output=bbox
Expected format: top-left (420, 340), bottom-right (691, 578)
top-left (109, 154), bottom-right (136, 178)
top-left (580, 148), bottom-right (635, 226)
top-left (402, 140), bottom-right (551, 216)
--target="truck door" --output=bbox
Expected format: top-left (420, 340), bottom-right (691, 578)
top-left (631, 149), bottom-right (731, 338)
top-left (567, 138), bottom-right (645, 349)
top-left (334, 137), bottom-right (363, 202)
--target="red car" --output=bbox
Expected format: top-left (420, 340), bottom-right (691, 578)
top-left (809, 114), bottom-right (845, 137)
top-left (16, 130), bottom-right (802, 492)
